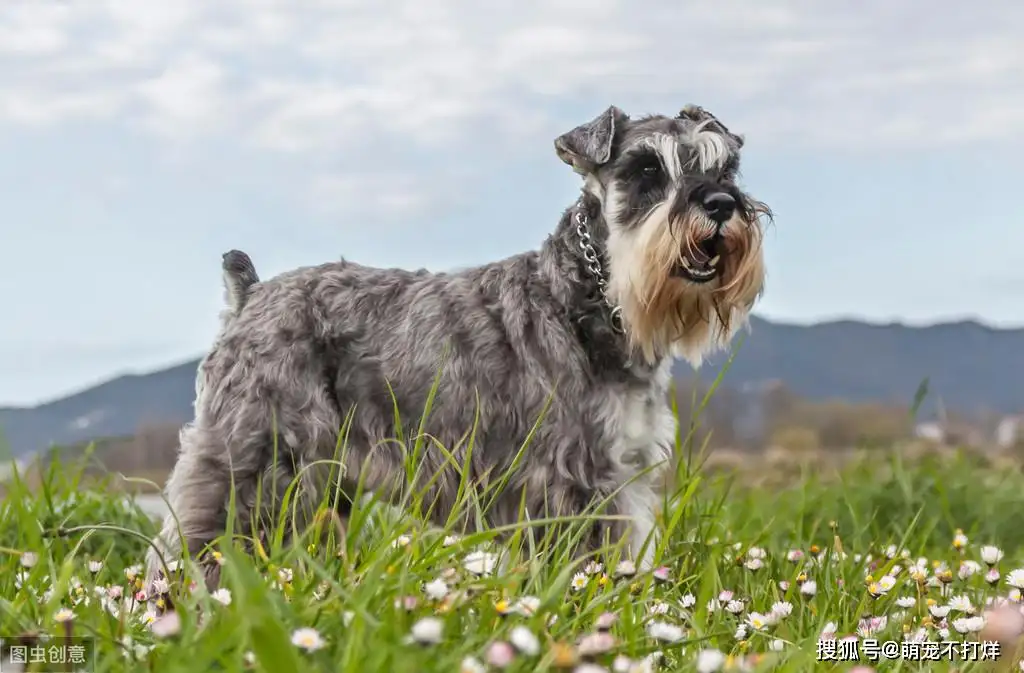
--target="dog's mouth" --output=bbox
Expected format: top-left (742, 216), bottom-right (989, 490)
top-left (673, 236), bottom-right (721, 284)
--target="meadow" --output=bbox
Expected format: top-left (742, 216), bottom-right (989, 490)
top-left (3, 405), bottom-right (1024, 672)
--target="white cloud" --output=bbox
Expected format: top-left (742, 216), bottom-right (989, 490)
top-left (134, 52), bottom-right (229, 139)
top-left (308, 172), bottom-right (443, 220)
top-left (2, 0), bottom-right (1023, 217)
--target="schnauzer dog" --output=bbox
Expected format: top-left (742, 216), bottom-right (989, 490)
top-left (147, 104), bottom-right (770, 588)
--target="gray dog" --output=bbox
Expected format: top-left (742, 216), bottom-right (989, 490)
top-left (147, 104), bottom-right (770, 588)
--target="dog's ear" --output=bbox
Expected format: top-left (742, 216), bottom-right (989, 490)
top-left (555, 105), bottom-right (624, 175)
top-left (678, 104), bottom-right (744, 149)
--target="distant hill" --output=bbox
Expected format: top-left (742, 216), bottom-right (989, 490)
top-left (1, 316), bottom-right (1022, 458)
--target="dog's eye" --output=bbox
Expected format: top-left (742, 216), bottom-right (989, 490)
top-left (641, 164), bottom-right (660, 177)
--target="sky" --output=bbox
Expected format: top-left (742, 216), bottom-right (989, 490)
top-left (1, 0), bottom-right (1023, 406)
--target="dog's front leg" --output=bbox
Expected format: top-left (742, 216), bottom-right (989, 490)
top-left (610, 480), bottom-right (660, 571)
top-left (145, 424), bottom-right (241, 591)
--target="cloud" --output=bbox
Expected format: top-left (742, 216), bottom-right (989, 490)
top-left (307, 172), bottom-right (445, 220)
top-left (2, 0), bottom-right (1023, 218)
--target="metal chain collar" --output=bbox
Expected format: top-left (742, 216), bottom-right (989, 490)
top-left (573, 199), bottom-right (624, 334)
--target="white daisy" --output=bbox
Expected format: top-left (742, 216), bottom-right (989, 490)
top-left (612, 655), bottom-right (634, 673)
top-left (150, 611), bottom-right (182, 638)
top-left (423, 578), bottom-right (449, 601)
top-left (460, 657), bottom-right (486, 673)
top-left (952, 615), bottom-right (985, 634)
top-left (952, 530), bottom-right (969, 550)
top-left (409, 617), bottom-right (444, 645)
top-left (895, 596), bottom-right (916, 608)
top-left (647, 601), bottom-right (671, 616)
top-left (464, 550), bottom-right (499, 576)
top-left (646, 621), bottom-right (684, 643)
top-left (291, 627), bottom-right (324, 652)
top-left (509, 626), bottom-right (540, 656)
top-left (613, 560), bottom-right (637, 578)
top-left (948, 595), bottom-right (975, 613)
top-left (513, 596), bottom-right (540, 616)
top-left (570, 572), bottom-right (589, 592)
top-left (578, 631), bottom-right (616, 656)
top-left (800, 580), bottom-right (817, 597)
top-left (725, 600), bottom-right (745, 614)
top-left (1006, 569), bottom-right (1024, 589)
top-left (695, 648), bottom-right (726, 673)
top-left (747, 612), bottom-right (771, 630)
top-left (981, 546), bottom-right (1004, 565)
top-left (211, 588), bottom-right (232, 606)
top-left (959, 561), bottom-right (981, 579)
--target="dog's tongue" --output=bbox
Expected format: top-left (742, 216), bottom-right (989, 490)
top-left (686, 247), bottom-right (712, 267)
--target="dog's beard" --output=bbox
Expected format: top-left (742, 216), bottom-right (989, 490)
top-left (605, 199), bottom-right (766, 365)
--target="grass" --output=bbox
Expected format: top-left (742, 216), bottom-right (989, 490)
top-left (3, 422), bottom-right (1024, 672)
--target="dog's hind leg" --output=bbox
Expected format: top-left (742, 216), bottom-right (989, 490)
top-left (149, 301), bottom-right (345, 589)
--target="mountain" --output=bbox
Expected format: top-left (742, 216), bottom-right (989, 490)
top-left (693, 316), bottom-right (1024, 415)
top-left (2, 316), bottom-right (1022, 458)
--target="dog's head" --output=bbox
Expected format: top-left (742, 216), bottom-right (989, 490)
top-left (555, 104), bottom-right (771, 365)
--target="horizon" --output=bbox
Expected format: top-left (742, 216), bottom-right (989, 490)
top-left (2, 1), bottom-right (1023, 404)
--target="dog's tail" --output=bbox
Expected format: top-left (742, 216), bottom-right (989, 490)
top-left (221, 249), bottom-right (260, 315)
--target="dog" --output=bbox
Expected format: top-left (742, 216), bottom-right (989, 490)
top-left (146, 104), bottom-right (770, 589)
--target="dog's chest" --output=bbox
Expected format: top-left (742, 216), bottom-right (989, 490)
top-left (597, 379), bottom-right (676, 479)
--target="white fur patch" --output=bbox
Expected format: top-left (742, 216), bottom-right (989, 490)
top-left (597, 360), bottom-right (676, 566)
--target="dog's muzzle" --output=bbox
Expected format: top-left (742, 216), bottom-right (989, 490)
top-left (671, 190), bottom-right (736, 284)
top-left (673, 236), bottom-right (721, 284)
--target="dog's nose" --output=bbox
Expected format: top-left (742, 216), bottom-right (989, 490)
top-left (702, 192), bottom-right (736, 224)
